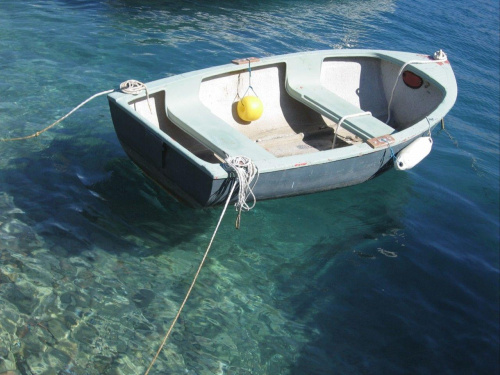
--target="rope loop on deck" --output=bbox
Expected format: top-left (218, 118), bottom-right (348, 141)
top-left (120, 79), bottom-right (152, 113)
top-left (119, 79), bottom-right (147, 95)
top-left (225, 156), bottom-right (259, 229)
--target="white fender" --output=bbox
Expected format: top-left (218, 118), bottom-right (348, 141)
top-left (394, 137), bottom-right (433, 171)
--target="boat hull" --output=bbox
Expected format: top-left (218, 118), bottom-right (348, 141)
top-left (109, 100), bottom-right (413, 207)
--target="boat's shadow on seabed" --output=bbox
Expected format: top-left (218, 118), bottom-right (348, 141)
top-left (2, 136), bottom-right (215, 258)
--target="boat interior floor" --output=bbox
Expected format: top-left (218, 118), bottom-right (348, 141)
top-left (247, 122), bottom-right (360, 157)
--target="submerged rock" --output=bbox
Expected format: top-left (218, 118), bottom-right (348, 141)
top-left (62, 313), bottom-right (78, 329)
top-left (0, 351), bottom-right (18, 374)
top-left (0, 270), bottom-right (14, 284)
top-left (131, 289), bottom-right (155, 308)
top-left (45, 319), bottom-right (68, 342)
top-left (2, 284), bottom-right (37, 315)
top-left (0, 371), bottom-right (20, 375)
top-left (74, 323), bottom-right (99, 346)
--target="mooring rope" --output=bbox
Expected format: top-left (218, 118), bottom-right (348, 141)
top-left (143, 182), bottom-right (237, 375)
top-left (144, 156), bottom-right (258, 375)
top-left (0, 89), bottom-right (114, 142)
top-left (0, 80), bottom-right (149, 142)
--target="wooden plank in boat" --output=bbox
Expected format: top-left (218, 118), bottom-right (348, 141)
top-left (232, 57), bottom-right (260, 65)
top-left (367, 135), bottom-right (395, 149)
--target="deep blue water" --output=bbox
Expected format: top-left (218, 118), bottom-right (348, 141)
top-left (0, 0), bottom-right (498, 374)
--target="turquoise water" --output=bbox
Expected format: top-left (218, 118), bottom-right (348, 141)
top-left (0, 0), bottom-right (498, 374)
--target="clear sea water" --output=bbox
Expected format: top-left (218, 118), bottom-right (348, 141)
top-left (0, 0), bottom-right (498, 374)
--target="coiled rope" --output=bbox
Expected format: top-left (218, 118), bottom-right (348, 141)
top-left (0, 80), bottom-right (148, 142)
top-left (144, 156), bottom-right (258, 375)
top-left (120, 79), bottom-right (152, 113)
top-left (225, 155), bottom-right (259, 229)
top-left (119, 79), bottom-right (147, 95)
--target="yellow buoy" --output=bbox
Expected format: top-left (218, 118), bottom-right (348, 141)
top-left (237, 96), bottom-right (263, 122)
